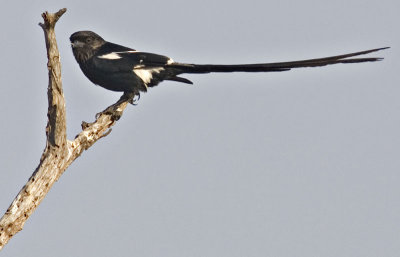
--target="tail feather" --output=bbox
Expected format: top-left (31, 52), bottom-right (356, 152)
top-left (169, 47), bottom-right (389, 74)
top-left (166, 76), bottom-right (193, 84)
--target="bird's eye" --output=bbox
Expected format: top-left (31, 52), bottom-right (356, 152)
top-left (86, 37), bottom-right (92, 43)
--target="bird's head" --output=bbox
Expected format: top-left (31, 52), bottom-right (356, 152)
top-left (70, 31), bottom-right (106, 63)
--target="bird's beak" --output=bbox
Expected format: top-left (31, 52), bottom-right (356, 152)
top-left (71, 40), bottom-right (85, 48)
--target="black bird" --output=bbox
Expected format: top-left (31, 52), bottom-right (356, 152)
top-left (70, 31), bottom-right (387, 99)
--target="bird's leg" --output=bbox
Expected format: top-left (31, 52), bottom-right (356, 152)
top-left (117, 91), bottom-right (137, 105)
top-left (95, 92), bottom-right (138, 120)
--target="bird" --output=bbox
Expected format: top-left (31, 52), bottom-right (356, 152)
top-left (70, 31), bottom-right (388, 101)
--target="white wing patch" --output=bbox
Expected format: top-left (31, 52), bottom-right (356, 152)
top-left (98, 52), bottom-right (122, 60)
top-left (98, 50), bottom-right (138, 60)
top-left (134, 68), bottom-right (164, 85)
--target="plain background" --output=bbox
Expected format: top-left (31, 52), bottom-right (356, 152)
top-left (0, 0), bottom-right (399, 256)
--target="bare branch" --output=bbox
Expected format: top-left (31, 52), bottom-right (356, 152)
top-left (0, 8), bottom-right (131, 250)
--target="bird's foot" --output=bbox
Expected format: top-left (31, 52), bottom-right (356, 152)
top-left (128, 93), bottom-right (140, 105)
top-left (95, 92), bottom-right (139, 120)
top-left (95, 104), bottom-right (123, 121)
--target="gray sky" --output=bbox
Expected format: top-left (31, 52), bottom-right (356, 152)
top-left (1, 0), bottom-right (399, 256)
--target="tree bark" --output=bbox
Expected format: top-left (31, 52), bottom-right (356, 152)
top-left (0, 8), bottom-right (131, 250)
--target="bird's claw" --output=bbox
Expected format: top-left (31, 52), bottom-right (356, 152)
top-left (94, 92), bottom-right (139, 120)
top-left (95, 105), bottom-right (123, 121)
top-left (128, 93), bottom-right (140, 105)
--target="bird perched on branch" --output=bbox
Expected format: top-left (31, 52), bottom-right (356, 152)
top-left (70, 31), bottom-right (388, 101)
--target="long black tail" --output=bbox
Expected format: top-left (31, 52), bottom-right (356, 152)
top-left (169, 47), bottom-right (388, 75)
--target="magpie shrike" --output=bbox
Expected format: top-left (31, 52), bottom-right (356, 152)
top-left (70, 31), bottom-right (387, 98)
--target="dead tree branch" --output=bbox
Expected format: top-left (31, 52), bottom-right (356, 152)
top-left (0, 8), bottom-right (131, 250)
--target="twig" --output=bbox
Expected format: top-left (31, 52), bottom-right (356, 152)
top-left (0, 8), bottom-right (131, 250)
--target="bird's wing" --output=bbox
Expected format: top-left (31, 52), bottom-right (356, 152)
top-left (91, 48), bottom-right (181, 90)
top-left (94, 44), bottom-right (172, 72)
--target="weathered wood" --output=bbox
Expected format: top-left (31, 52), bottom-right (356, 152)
top-left (0, 8), bottom-right (131, 250)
